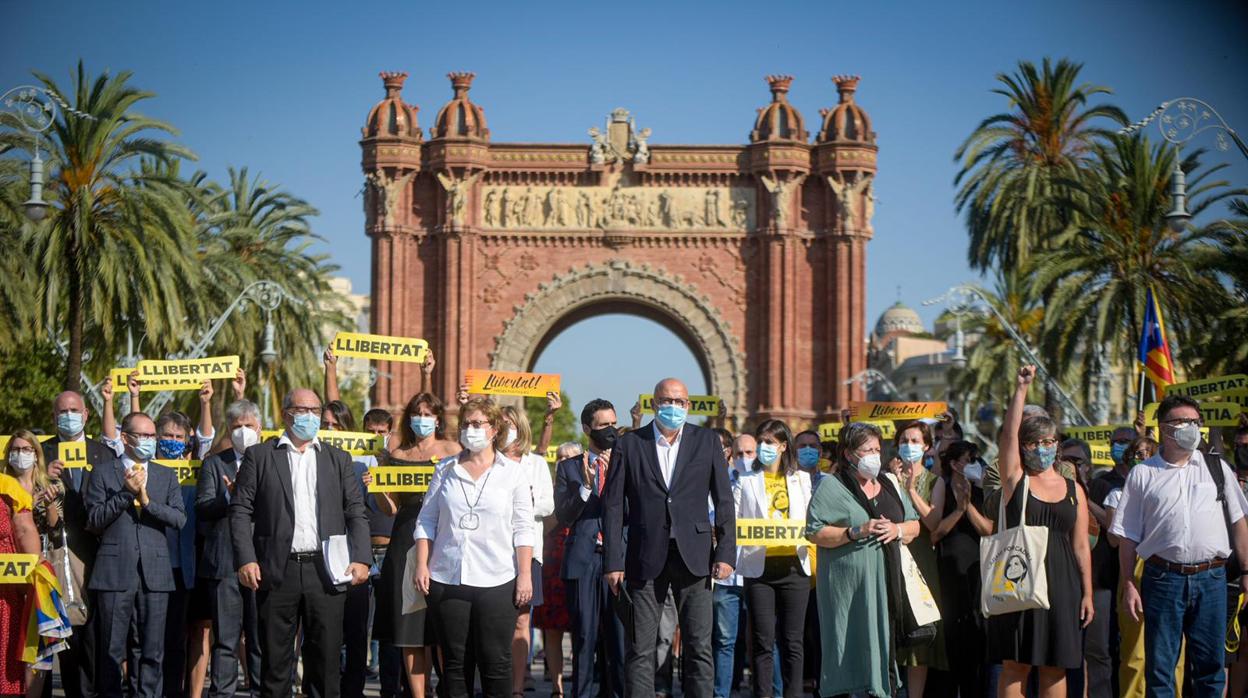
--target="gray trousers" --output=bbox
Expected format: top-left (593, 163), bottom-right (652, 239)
top-left (624, 544), bottom-right (714, 698)
top-left (208, 576), bottom-right (262, 697)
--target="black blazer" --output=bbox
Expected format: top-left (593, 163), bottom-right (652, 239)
top-left (84, 460), bottom-right (186, 592)
top-left (228, 437), bottom-right (370, 592)
top-left (603, 421), bottom-right (735, 581)
top-left (554, 454), bottom-right (614, 580)
top-left (196, 449), bottom-right (242, 581)
top-left (42, 436), bottom-right (112, 568)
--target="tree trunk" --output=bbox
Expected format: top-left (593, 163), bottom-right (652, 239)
top-left (64, 240), bottom-right (84, 393)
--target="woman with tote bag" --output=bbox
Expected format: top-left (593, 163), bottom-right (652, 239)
top-left (986, 365), bottom-right (1094, 698)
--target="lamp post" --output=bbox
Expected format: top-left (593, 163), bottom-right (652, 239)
top-left (1121, 97), bottom-right (1247, 230)
top-left (925, 284), bottom-right (1092, 427)
top-left (145, 280), bottom-right (302, 418)
top-left (2, 85), bottom-right (94, 221)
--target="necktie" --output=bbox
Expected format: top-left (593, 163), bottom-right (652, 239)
top-left (595, 454), bottom-right (608, 545)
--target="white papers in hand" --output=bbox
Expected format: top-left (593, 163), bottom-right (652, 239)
top-left (322, 535), bottom-right (353, 585)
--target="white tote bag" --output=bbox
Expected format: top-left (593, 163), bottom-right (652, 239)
top-left (899, 543), bottom-right (941, 626)
top-left (979, 475), bottom-right (1050, 617)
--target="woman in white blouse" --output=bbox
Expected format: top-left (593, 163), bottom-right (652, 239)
top-left (413, 398), bottom-right (535, 698)
top-left (499, 405), bottom-right (555, 693)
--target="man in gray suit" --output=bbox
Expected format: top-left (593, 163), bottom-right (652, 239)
top-left (229, 388), bottom-right (371, 698)
top-left (196, 399), bottom-right (264, 697)
top-left (85, 411), bottom-right (187, 698)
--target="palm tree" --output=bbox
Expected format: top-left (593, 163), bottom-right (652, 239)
top-left (954, 270), bottom-right (1049, 412)
top-left (1188, 198), bottom-right (1248, 375)
top-left (1030, 136), bottom-right (1245, 391)
top-left (0, 62), bottom-right (197, 391)
top-left (954, 58), bottom-right (1127, 272)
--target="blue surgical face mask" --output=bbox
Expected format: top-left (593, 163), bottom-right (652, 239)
top-left (132, 437), bottom-right (157, 462)
top-left (922, 454), bottom-right (935, 471)
top-left (157, 439), bottom-right (187, 459)
top-left (655, 404), bottom-right (687, 431)
top-left (1111, 442), bottom-right (1129, 464)
top-left (290, 413), bottom-right (320, 442)
top-left (1024, 445), bottom-right (1057, 471)
top-left (898, 443), bottom-right (925, 464)
top-left (411, 415), bottom-right (436, 438)
top-left (797, 446), bottom-right (821, 469)
top-left (757, 442), bottom-right (780, 467)
top-left (57, 412), bottom-right (84, 438)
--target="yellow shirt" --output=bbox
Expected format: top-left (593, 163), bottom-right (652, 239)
top-left (764, 471), bottom-right (797, 558)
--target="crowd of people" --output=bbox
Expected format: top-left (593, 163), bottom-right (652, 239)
top-left (1, 354), bottom-right (1247, 698)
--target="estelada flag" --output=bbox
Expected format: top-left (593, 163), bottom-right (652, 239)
top-left (1139, 286), bottom-right (1175, 397)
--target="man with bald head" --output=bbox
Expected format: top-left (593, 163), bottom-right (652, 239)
top-left (43, 390), bottom-right (115, 697)
top-left (229, 387), bottom-right (371, 698)
top-left (603, 378), bottom-right (736, 698)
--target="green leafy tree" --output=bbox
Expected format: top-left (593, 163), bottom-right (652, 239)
top-left (524, 390), bottom-right (581, 453)
top-left (0, 340), bottom-right (69, 432)
top-left (954, 271), bottom-right (1050, 411)
top-left (1186, 198), bottom-right (1248, 376)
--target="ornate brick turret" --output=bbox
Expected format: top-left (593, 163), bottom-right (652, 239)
top-left (363, 71), bottom-right (422, 140)
top-left (750, 75), bottom-right (809, 143)
top-left (432, 72), bottom-right (489, 141)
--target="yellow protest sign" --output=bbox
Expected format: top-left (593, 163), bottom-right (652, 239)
top-left (1090, 445), bottom-right (1115, 467)
top-left (0, 554), bottom-right (38, 583)
top-left (332, 332), bottom-right (428, 363)
top-left (261, 429), bottom-right (283, 442)
top-left (319, 432), bottom-right (386, 456)
top-left (1144, 401), bottom-right (1242, 428)
top-left (1166, 374), bottom-right (1248, 400)
top-left (1062, 425), bottom-right (1134, 445)
top-left (849, 401), bottom-right (947, 421)
top-left (153, 459), bottom-right (202, 486)
top-left (465, 369), bottom-right (561, 398)
top-left (121, 356), bottom-right (240, 391)
top-left (817, 422), bottom-right (840, 442)
top-left (639, 394), bottom-right (722, 416)
top-left (0, 434), bottom-right (53, 454)
top-left (1223, 390), bottom-right (1248, 409)
top-left (736, 518), bottom-right (808, 547)
top-left (545, 445), bottom-right (559, 463)
top-left (817, 420), bottom-right (897, 442)
top-left (368, 465), bottom-right (436, 493)
top-left (58, 442), bottom-right (90, 470)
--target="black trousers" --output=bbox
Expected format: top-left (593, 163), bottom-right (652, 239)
top-left (96, 583), bottom-right (170, 698)
top-left (207, 575), bottom-right (262, 697)
top-left (58, 612), bottom-right (96, 698)
top-left (567, 551), bottom-right (625, 698)
top-left (428, 579), bottom-right (517, 698)
top-left (162, 575), bottom-right (190, 698)
top-left (623, 542), bottom-right (715, 698)
top-left (340, 579), bottom-right (372, 698)
top-left (745, 557), bottom-right (809, 698)
top-left (257, 556), bottom-right (346, 698)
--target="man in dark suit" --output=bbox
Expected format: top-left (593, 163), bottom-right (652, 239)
top-left (556, 398), bottom-right (627, 698)
top-left (43, 390), bottom-right (111, 698)
top-left (603, 378), bottom-right (736, 698)
top-left (85, 411), bottom-right (187, 698)
top-left (196, 399), bottom-right (264, 698)
top-left (229, 388), bottom-right (371, 698)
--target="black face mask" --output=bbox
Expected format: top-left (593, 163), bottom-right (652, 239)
top-left (1236, 445), bottom-right (1248, 472)
top-left (589, 425), bottom-right (619, 452)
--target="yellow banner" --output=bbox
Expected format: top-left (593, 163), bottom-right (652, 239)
top-left (465, 369), bottom-right (561, 398)
top-left (638, 394), bottom-right (722, 416)
top-left (117, 356), bottom-right (240, 392)
top-left (736, 518), bottom-right (808, 547)
top-left (817, 422), bottom-right (839, 442)
top-left (333, 332), bottom-right (428, 363)
top-left (58, 442), bottom-right (90, 470)
top-left (1166, 374), bottom-right (1248, 400)
top-left (1144, 401), bottom-right (1242, 428)
top-left (0, 554), bottom-right (38, 583)
top-left (817, 420), bottom-right (896, 443)
top-left (319, 432), bottom-right (386, 456)
top-left (1090, 445), bottom-right (1114, 467)
top-left (545, 445), bottom-right (559, 463)
top-left (368, 465), bottom-right (436, 492)
top-left (0, 434), bottom-right (53, 454)
top-left (261, 429), bottom-right (283, 442)
top-left (1223, 390), bottom-right (1248, 409)
top-left (1063, 425), bottom-right (1134, 445)
top-left (849, 401), bottom-right (947, 421)
top-left (153, 459), bottom-right (202, 486)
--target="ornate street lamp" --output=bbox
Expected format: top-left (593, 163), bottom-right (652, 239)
top-left (2, 85), bottom-right (94, 221)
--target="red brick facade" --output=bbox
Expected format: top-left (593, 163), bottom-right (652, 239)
top-left (361, 72), bottom-right (876, 428)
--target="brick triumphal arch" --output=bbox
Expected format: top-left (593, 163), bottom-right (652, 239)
top-left (361, 71), bottom-right (877, 426)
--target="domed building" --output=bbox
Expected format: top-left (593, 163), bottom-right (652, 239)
top-left (867, 301), bottom-right (953, 401)
top-left (874, 301), bottom-right (924, 344)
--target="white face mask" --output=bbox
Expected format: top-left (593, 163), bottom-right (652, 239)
top-left (504, 428), bottom-right (518, 449)
top-left (231, 426), bottom-right (260, 455)
top-left (735, 455), bottom-right (755, 472)
top-left (461, 427), bottom-right (492, 453)
top-left (856, 453), bottom-right (882, 480)
top-left (1169, 422), bottom-right (1202, 452)
top-left (8, 452), bottom-right (35, 472)
top-left (963, 461), bottom-right (984, 483)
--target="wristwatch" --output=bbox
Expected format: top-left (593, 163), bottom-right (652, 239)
top-left (849, 525), bottom-right (861, 541)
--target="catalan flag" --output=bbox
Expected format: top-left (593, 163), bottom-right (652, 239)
top-left (1139, 286), bottom-right (1175, 398)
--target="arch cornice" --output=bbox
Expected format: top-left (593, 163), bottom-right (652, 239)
top-left (489, 260), bottom-right (748, 425)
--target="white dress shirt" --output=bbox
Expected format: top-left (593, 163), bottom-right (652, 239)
top-left (278, 433), bottom-right (321, 554)
top-left (654, 422), bottom-right (683, 489)
top-left (414, 452), bottom-right (536, 587)
top-left (1109, 449), bottom-right (1247, 564)
top-left (520, 452), bottom-right (555, 564)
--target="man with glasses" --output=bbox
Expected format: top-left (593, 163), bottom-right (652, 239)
top-left (229, 388), bottom-right (371, 698)
top-left (1112, 394), bottom-right (1248, 697)
top-left (603, 378), bottom-right (736, 698)
top-left (84, 411), bottom-right (186, 698)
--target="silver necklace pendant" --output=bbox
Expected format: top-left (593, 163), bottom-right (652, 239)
top-left (458, 512), bottom-right (481, 530)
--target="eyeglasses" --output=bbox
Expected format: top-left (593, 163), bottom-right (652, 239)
top-left (856, 446), bottom-right (882, 456)
top-left (654, 397), bottom-right (689, 408)
top-left (463, 420), bottom-right (492, 429)
top-left (1163, 418), bottom-right (1202, 428)
top-left (124, 430), bottom-right (157, 439)
top-left (286, 405), bottom-right (322, 416)
top-left (1025, 438), bottom-right (1059, 449)
top-left (8, 446), bottom-right (35, 455)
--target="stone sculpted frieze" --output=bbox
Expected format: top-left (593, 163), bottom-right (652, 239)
top-left (479, 184), bottom-right (755, 231)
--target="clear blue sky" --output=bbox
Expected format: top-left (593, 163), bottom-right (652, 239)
top-left (6, 1), bottom-right (1246, 415)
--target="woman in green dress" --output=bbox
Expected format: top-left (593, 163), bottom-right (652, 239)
top-left (805, 422), bottom-right (921, 697)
